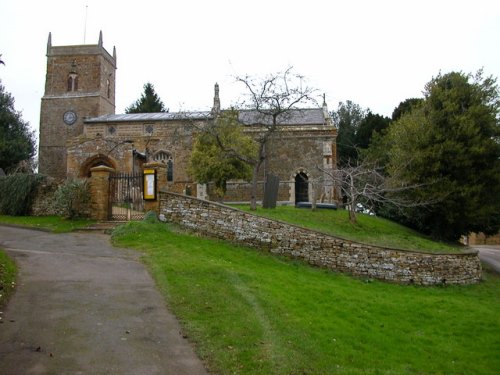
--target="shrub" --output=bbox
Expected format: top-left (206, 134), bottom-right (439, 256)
top-left (0, 173), bottom-right (45, 215)
top-left (52, 179), bottom-right (90, 219)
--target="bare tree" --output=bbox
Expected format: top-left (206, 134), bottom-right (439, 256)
top-left (315, 158), bottom-right (437, 223)
top-left (235, 67), bottom-right (318, 209)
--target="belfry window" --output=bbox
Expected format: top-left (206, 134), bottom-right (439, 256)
top-left (107, 79), bottom-right (111, 98)
top-left (67, 73), bottom-right (78, 92)
top-left (153, 151), bottom-right (174, 182)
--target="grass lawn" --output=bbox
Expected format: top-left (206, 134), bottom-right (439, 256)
top-left (0, 215), bottom-right (95, 233)
top-left (232, 205), bottom-right (463, 253)
top-left (0, 248), bottom-right (17, 307)
top-left (112, 221), bottom-right (499, 375)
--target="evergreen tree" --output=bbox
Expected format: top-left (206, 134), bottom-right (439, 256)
top-left (391, 98), bottom-right (423, 121)
top-left (355, 111), bottom-right (391, 149)
top-left (125, 82), bottom-right (168, 113)
top-left (0, 80), bottom-right (36, 173)
top-left (383, 71), bottom-right (500, 241)
top-left (331, 101), bottom-right (366, 166)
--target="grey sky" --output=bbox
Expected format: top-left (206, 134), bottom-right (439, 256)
top-left (1, 0), bottom-right (499, 141)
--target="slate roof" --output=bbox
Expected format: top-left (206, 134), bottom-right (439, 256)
top-left (85, 108), bottom-right (327, 126)
top-left (238, 108), bottom-right (326, 126)
top-left (85, 111), bottom-right (212, 123)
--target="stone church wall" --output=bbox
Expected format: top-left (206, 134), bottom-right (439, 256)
top-left (159, 191), bottom-right (482, 286)
top-left (71, 120), bottom-right (337, 203)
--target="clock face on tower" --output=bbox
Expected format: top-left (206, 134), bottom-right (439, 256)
top-left (63, 110), bottom-right (77, 125)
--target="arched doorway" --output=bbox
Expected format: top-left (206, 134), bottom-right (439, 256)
top-left (295, 172), bottom-right (309, 203)
top-left (79, 154), bottom-right (116, 177)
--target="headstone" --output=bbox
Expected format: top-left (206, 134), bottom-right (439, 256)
top-left (0, 168), bottom-right (5, 177)
top-left (263, 174), bottom-right (280, 209)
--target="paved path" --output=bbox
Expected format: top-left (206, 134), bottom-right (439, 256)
top-left (473, 245), bottom-right (500, 273)
top-left (0, 225), bottom-right (208, 375)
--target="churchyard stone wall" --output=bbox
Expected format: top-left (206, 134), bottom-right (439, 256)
top-left (30, 177), bottom-right (60, 216)
top-left (467, 232), bottom-right (500, 245)
top-left (159, 191), bottom-right (482, 286)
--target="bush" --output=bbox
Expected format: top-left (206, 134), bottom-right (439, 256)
top-left (52, 179), bottom-right (90, 219)
top-left (0, 173), bottom-right (45, 215)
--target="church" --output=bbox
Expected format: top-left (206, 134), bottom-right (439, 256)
top-left (38, 33), bottom-right (338, 204)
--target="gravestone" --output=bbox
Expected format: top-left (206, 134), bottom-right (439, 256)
top-left (263, 174), bottom-right (280, 209)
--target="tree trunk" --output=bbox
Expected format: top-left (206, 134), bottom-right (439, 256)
top-left (311, 182), bottom-right (317, 211)
top-left (250, 163), bottom-right (260, 210)
top-left (349, 207), bottom-right (357, 224)
top-left (348, 175), bottom-right (357, 223)
top-left (250, 143), bottom-right (266, 211)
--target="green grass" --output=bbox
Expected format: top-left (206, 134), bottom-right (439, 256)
top-left (0, 248), bottom-right (17, 307)
top-left (0, 215), bottom-right (96, 233)
top-left (112, 221), bottom-right (500, 375)
top-left (231, 205), bottom-right (463, 253)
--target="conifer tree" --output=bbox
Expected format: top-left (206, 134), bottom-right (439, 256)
top-left (125, 82), bottom-right (168, 113)
top-left (0, 80), bottom-right (36, 173)
top-left (381, 71), bottom-right (500, 241)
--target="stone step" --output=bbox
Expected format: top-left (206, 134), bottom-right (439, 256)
top-left (77, 221), bottom-right (126, 234)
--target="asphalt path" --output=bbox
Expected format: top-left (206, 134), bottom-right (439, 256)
top-left (0, 225), bottom-right (208, 375)
top-left (473, 245), bottom-right (500, 273)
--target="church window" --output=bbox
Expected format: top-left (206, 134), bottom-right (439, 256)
top-left (107, 126), bottom-right (116, 135)
top-left (145, 124), bottom-right (154, 134)
top-left (67, 73), bottom-right (78, 92)
top-left (167, 159), bottom-right (173, 182)
top-left (107, 79), bottom-right (111, 98)
top-left (153, 151), bottom-right (174, 182)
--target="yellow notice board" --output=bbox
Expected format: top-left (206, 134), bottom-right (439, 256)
top-left (143, 169), bottom-right (157, 200)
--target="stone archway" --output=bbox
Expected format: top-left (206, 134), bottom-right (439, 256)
top-left (295, 172), bottom-right (309, 203)
top-left (80, 154), bottom-right (116, 178)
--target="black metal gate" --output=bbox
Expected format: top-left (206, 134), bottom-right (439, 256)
top-left (108, 172), bottom-right (145, 221)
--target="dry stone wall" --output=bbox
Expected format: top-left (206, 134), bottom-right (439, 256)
top-left (159, 191), bottom-right (482, 285)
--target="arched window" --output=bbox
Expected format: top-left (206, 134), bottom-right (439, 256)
top-left (153, 151), bottom-right (174, 182)
top-left (107, 79), bottom-right (111, 98)
top-left (167, 159), bottom-right (173, 182)
top-left (67, 73), bottom-right (78, 92)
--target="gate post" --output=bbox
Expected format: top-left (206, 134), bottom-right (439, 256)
top-left (89, 166), bottom-right (115, 221)
top-left (143, 162), bottom-right (167, 214)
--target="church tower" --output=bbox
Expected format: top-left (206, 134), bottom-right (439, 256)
top-left (38, 32), bottom-right (117, 178)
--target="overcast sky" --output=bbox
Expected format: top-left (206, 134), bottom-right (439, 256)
top-left (1, 0), bottom-right (499, 141)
